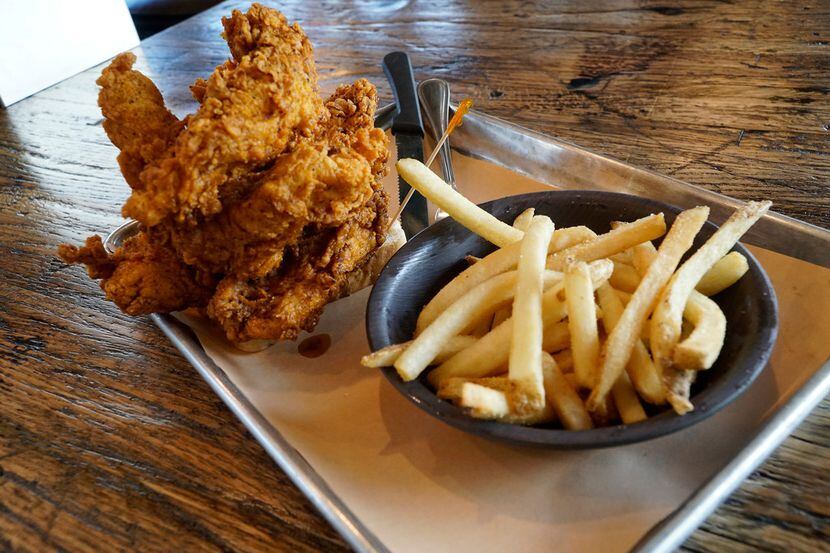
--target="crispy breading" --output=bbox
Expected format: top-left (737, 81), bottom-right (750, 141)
top-left (96, 52), bottom-right (183, 189)
top-left (161, 79), bottom-right (388, 278)
top-left (59, 234), bottom-right (214, 315)
top-left (207, 189), bottom-right (388, 342)
top-left (59, 4), bottom-right (392, 344)
top-left (123, 4), bottom-right (326, 226)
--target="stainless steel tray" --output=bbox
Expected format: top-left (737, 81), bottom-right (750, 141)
top-left (106, 106), bottom-right (830, 553)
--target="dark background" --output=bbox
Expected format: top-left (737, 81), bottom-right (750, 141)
top-left (128, 0), bottom-right (222, 37)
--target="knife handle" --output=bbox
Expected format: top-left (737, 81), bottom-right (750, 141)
top-left (382, 52), bottom-right (424, 136)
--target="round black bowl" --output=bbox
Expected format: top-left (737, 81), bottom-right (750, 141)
top-left (366, 191), bottom-right (778, 448)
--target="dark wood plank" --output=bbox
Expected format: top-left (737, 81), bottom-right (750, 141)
top-left (0, 0), bottom-right (827, 551)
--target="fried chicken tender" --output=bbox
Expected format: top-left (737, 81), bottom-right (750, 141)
top-left (58, 234), bottom-right (213, 315)
top-left (162, 79), bottom-right (389, 278)
top-left (208, 190), bottom-right (388, 342)
top-left (59, 4), bottom-right (393, 344)
top-left (124, 4), bottom-right (326, 226)
top-left (96, 53), bottom-right (183, 190)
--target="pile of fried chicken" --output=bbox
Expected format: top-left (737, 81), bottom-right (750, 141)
top-left (59, 4), bottom-right (394, 344)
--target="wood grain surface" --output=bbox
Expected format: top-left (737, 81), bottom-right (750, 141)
top-left (1, 0), bottom-right (828, 551)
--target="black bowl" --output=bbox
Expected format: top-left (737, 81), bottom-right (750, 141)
top-left (366, 191), bottom-right (778, 448)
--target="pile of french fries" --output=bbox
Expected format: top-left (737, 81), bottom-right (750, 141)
top-left (362, 158), bottom-right (770, 429)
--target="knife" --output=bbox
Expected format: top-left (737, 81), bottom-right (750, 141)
top-left (382, 51), bottom-right (429, 238)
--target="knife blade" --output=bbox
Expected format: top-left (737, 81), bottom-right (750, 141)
top-left (382, 51), bottom-right (429, 238)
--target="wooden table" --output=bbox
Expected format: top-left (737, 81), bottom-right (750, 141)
top-left (1, 1), bottom-right (827, 550)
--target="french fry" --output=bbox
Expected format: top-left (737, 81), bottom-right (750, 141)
top-left (563, 372), bottom-right (580, 391)
top-left (395, 269), bottom-right (561, 381)
top-left (542, 321), bottom-right (571, 353)
top-left (416, 226), bottom-right (596, 333)
top-left (631, 240), bottom-right (658, 277)
top-left (397, 158), bottom-right (523, 247)
top-left (437, 376), bottom-right (509, 402)
top-left (547, 213), bottom-right (666, 271)
top-left (508, 216), bottom-right (555, 413)
top-left (673, 290), bottom-right (727, 370)
top-left (464, 255), bottom-right (481, 265)
top-left (552, 349), bottom-right (573, 372)
top-left (428, 259), bottom-right (613, 387)
top-left (610, 251), bottom-right (633, 265)
top-left (615, 289), bottom-right (632, 305)
top-left (512, 207), bottom-right (535, 231)
top-left (611, 371), bottom-right (648, 424)
top-left (590, 393), bottom-right (620, 426)
top-left (460, 382), bottom-right (511, 418)
top-left (650, 201), bottom-right (770, 373)
top-left (663, 367), bottom-right (696, 415)
top-left (468, 312), bottom-right (495, 338)
top-left (491, 305), bottom-right (512, 329)
top-left (595, 283), bottom-right (665, 404)
top-left (696, 251), bottom-right (749, 296)
top-left (361, 335), bottom-right (478, 368)
top-left (609, 261), bottom-right (642, 293)
top-left (564, 261), bottom-right (600, 389)
top-left (460, 381), bottom-right (556, 424)
top-left (587, 207), bottom-right (709, 412)
top-left (541, 352), bottom-right (593, 430)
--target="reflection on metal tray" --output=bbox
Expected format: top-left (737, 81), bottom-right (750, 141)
top-left (105, 103), bottom-right (830, 553)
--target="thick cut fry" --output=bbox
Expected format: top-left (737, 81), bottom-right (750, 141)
top-left (512, 207), bottom-right (535, 231)
top-left (541, 353), bottom-right (593, 430)
top-left (395, 270), bottom-right (560, 380)
top-left (611, 371), bottom-right (648, 424)
top-left (361, 335), bottom-right (477, 368)
top-left (397, 159), bottom-right (522, 246)
top-left (564, 261), bottom-right (600, 389)
top-left (415, 226), bottom-right (595, 333)
top-left (596, 283), bottom-right (665, 404)
top-left (547, 213), bottom-right (666, 271)
top-left (696, 251), bottom-right (749, 296)
top-left (428, 259), bottom-right (613, 387)
top-left (508, 216), bottom-right (555, 412)
top-left (609, 262), bottom-right (642, 293)
top-left (673, 290), bottom-right (727, 370)
top-left (650, 201), bottom-right (770, 372)
top-left (587, 207), bottom-right (709, 412)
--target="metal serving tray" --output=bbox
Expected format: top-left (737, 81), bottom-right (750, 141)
top-left (106, 105), bottom-right (830, 553)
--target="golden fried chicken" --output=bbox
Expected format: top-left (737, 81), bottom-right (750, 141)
top-left (208, 190), bottom-right (388, 342)
top-left (59, 4), bottom-right (393, 344)
top-left (58, 234), bottom-right (214, 315)
top-left (123, 4), bottom-right (326, 226)
top-left (96, 52), bottom-right (183, 190)
top-left (160, 79), bottom-right (389, 279)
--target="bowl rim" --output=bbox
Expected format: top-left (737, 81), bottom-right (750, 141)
top-left (366, 190), bottom-right (779, 448)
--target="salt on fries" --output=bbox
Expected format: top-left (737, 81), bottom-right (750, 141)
top-left (361, 159), bottom-right (770, 427)
top-left (650, 202), bottom-right (769, 374)
top-left (588, 206), bottom-right (709, 413)
top-left (508, 216), bottom-right (555, 413)
top-left (415, 225), bottom-right (595, 334)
